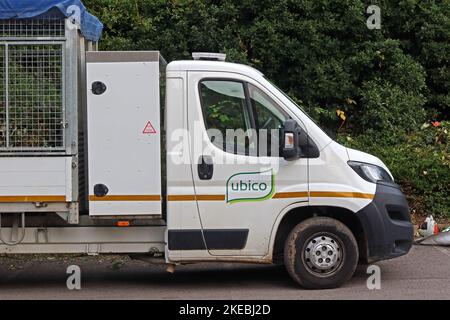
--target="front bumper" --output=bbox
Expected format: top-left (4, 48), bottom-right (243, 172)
top-left (357, 181), bottom-right (414, 263)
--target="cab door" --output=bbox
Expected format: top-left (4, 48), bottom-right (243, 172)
top-left (187, 71), bottom-right (308, 257)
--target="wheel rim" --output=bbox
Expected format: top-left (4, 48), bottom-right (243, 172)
top-left (303, 233), bottom-right (344, 277)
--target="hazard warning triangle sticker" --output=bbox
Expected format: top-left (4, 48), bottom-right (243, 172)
top-left (142, 121), bottom-right (157, 134)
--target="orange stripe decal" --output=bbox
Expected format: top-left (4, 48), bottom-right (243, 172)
top-left (273, 192), bottom-right (308, 199)
top-left (89, 195), bottom-right (161, 202)
top-left (310, 191), bottom-right (374, 199)
top-left (167, 191), bottom-right (374, 201)
top-left (0, 196), bottom-right (66, 203)
top-left (167, 194), bottom-right (225, 201)
top-left (167, 195), bottom-right (196, 201)
top-left (196, 194), bottom-right (225, 201)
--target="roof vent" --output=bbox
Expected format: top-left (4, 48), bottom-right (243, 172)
top-left (192, 52), bottom-right (226, 61)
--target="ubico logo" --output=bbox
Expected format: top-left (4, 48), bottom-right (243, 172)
top-left (230, 180), bottom-right (269, 192)
top-left (226, 169), bottom-right (274, 204)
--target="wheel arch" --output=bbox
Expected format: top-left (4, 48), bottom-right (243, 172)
top-left (270, 205), bottom-right (368, 264)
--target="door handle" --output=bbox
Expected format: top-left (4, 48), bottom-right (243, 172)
top-left (198, 155), bottom-right (214, 180)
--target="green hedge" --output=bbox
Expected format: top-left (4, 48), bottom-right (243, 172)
top-left (84, 0), bottom-right (450, 217)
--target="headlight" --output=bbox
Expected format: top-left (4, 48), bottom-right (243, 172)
top-left (348, 161), bottom-right (393, 184)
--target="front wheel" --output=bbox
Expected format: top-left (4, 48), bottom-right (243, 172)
top-left (284, 217), bottom-right (358, 289)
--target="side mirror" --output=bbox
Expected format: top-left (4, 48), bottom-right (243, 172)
top-left (281, 119), bottom-right (302, 161)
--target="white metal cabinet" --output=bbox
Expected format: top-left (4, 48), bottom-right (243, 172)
top-left (86, 51), bottom-right (162, 217)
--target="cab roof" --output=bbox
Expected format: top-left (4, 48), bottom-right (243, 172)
top-left (167, 60), bottom-right (264, 79)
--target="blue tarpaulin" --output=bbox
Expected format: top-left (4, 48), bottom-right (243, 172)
top-left (0, 0), bottom-right (103, 41)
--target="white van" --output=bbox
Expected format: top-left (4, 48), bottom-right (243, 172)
top-left (0, 51), bottom-right (413, 289)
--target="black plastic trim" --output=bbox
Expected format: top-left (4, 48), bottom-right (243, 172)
top-left (168, 229), bottom-right (249, 250)
top-left (357, 182), bottom-right (414, 262)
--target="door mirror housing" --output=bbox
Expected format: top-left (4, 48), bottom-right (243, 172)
top-left (280, 119), bottom-right (321, 160)
top-left (281, 119), bottom-right (302, 161)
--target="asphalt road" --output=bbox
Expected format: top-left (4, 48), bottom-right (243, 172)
top-left (0, 245), bottom-right (449, 300)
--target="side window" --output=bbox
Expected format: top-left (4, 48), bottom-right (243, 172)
top-left (248, 83), bottom-right (288, 157)
top-left (248, 83), bottom-right (288, 130)
top-left (199, 80), bottom-right (255, 155)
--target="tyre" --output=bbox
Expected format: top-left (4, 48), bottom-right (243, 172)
top-left (284, 217), bottom-right (358, 289)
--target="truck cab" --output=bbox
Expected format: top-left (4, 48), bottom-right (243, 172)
top-left (163, 54), bottom-right (413, 287)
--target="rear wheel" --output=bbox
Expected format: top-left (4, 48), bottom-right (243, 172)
top-left (284, 217), bottom-right (358, 289)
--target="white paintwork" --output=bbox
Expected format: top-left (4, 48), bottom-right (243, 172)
top-left (86, 59), bottom-right (162, 216)
top-left (0, 157), bottom-right (71, 200)
top-left (164, 74), bottom-right (204, 261)
top-left (308, 141), bottom-right (376, 210)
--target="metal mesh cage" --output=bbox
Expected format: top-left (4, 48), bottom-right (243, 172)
top-left (6, 44), bottom-right (64, 150)
top-left (0, 46), bottom-right (5, 148)
top-left (0, 17), bottom-right (66, 153)
top-left (0, 18), bottom-right (65, 38)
